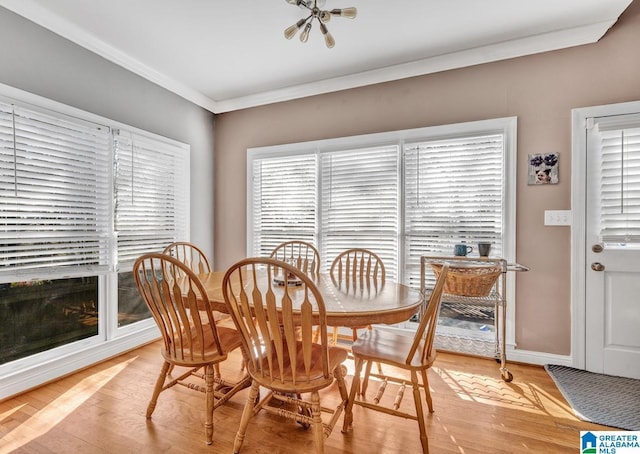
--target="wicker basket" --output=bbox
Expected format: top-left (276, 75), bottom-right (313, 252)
top-left (430, 262), bottom-right (501, 297)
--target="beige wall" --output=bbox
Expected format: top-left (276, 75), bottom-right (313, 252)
top-left (213, 2), bottom-right (640, 356)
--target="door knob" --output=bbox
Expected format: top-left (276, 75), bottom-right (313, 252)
top-left (592, 244), bottom-right (604, 253)
top-left (591, 262), bottom-right (605, 272)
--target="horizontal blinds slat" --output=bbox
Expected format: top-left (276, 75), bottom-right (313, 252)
top-left (252, 154), bottom-right (317, 257)
top-left (597, 125), bottom-right (640, 243)
top-left (0, 101), bottom-right (111, 274)
top-left (320, 146), bottom-right (399, 279)
top-left (404, 133), bottom-right (503, 254)
top-left (115, 130), bottom-right (188, 265)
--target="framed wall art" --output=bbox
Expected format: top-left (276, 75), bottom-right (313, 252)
top-left (528, 152), bottom-right (559, 185)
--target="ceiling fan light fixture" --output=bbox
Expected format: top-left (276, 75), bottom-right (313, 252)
top-left (284, 0), bottom-right (355, 47)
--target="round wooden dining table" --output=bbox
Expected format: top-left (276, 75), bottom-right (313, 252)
top-left (195, 271), bottom-right (423, 328)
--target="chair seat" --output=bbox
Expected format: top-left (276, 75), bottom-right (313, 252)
top-left (163, 325), bottom-right (243, 366)
top-left (248, 341), bottom-right (348, 391)
top-left (352, 329), bottom-right (435, 370)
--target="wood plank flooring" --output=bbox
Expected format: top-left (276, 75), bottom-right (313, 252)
top-left (0, 340), bottom-right (613, 453)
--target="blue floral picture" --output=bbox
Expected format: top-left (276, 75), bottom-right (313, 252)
top-left (528, 152), bottom-right (559, 185)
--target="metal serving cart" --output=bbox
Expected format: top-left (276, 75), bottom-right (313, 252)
top-left (420, 255), bottom-right (528, 382)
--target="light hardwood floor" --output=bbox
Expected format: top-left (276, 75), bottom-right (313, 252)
top-left (0, 340), bottom-right (611, 453)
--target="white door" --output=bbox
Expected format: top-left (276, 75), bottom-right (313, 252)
top-left (585, 112), bottom-right (640, 379)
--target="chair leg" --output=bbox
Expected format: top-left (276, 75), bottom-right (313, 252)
top-left (205, 364), bottom-right (214, 445)
top-left (332, 326), bottom-right (339, 345)
top-left (420, 369), bottom-right (434, 413)
top-left (358, 326), bottom-right (382, 389)
top-left (233, 380), bottom-right (259, 454)
top-left (334, 364), bottom-right (349, 403)
top-left (361, 359), bottom-right (373, 395)
top-left (411, 371), bottom-right (429, 454)
top-left (146, 361), bottom-right (170, 418)
top-left (311, 391), bottom-right (324, 454)
top-left (342, 357), bottom-right (364, 433)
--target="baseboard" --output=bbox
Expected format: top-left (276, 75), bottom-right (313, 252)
top-left (505, 345), bottom-right (573, 367)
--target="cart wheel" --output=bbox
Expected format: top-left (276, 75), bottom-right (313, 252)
top-left (502, 370), bottom-right (513, 382)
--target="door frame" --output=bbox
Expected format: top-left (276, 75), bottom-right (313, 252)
top-left (571, 99), bottom-right (640, 371)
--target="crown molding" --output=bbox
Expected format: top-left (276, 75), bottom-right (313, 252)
top-left (214, 20), bottom-right (616, 113)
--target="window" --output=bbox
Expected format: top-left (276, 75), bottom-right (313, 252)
top-left (248, 118), bottom-right (516, 284)
top-left (113, 130), bottom-right (189, 327)
top-left (0, 102), bottom-right (109, 365)
top-left (0, 92), bottom-right (189, 375)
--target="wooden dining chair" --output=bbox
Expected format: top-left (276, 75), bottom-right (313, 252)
top-left (341, 263), bottom-right (449, 454)
top-left (222, 257), bottom-right (349, 454)
top-left (270, 240), bottom-right (321, 276)
top-left (133, 253), bottom-right (248, 445)
top-left (329, 248), bottom-right (386, 345)
top-left (163, 241), bottom-right (228, 375)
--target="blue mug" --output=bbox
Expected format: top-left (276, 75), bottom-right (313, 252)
top-left (454, 244), bottom-right (473, 256)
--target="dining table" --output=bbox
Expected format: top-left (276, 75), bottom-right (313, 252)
top-left (193, 270), bottom-right (423, 329)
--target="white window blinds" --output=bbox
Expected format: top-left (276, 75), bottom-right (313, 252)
top-left (0, 102), bottom-right (111, 275)
top-left (404, 134), bottom-right (504, 249)
top-left (248, 118), bottom-right (514, 284)
top-left (250, 153), bottom-right (317, 257)
top-left (593, 115), bottom-right (640, 244)
top-left (114, 130), bottom-right (189, 267)
top-left (320, 146), bottom-right (399, 278)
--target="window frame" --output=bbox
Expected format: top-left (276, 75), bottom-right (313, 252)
top-left (248, 117), bottom-right (517, 346)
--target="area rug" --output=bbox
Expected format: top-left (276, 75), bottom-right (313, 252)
top-left (544, 364), bottom-right (640, 431)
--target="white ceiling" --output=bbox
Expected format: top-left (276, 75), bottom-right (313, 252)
top-left (0, 0), bottom-right (633, 113)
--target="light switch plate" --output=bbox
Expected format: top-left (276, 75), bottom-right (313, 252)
top-left (544, 210), bottom-right (572, 226)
